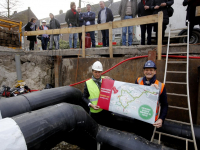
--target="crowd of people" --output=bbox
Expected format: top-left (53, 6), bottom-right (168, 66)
top-left (25, 0), bottom-right (200, 50)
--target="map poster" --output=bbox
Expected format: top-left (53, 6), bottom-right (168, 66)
top-left (97, 79), bottom-right (160, 124)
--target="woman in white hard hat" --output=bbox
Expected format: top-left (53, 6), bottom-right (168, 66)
top-left (82, 61), bottom-right (113, 125)
top-left (38, 20), bottom-right (49, 50)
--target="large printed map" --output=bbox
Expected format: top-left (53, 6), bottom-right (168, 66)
top-left (98, 79), bottom-right (160, 124)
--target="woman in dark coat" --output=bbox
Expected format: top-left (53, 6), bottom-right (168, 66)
top-left (152, 0), bottom-right (174, 44)
top-left (25, 18), bottom-right (37, 50)
top-left (183, 0), bottom-right (200, 39)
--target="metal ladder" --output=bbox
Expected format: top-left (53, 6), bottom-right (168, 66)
top-left (151, 21), bottom-right (198, 150)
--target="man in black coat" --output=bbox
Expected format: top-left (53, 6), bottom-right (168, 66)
top-left (152, 0), bottom-right (174, 44)
top-left (78, 7), bottom-right (84, 48)
top-left (83, 4), bottom-right (96, 47)
top-left (97, 1), bottom-right (114, 47)
top-left (25, 18), bottom-right (37, 50)
top-left (49, 13), bottom-right (60, 50)
top-left (138, 0), bottom-right (154, 45)
top-left (183, 0), bottom-right (200, 39)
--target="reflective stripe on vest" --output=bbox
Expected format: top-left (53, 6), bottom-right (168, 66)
top-left (86, 76), bottom-right (104, 113)
top-left (137, 77), bottom-right (165, 121)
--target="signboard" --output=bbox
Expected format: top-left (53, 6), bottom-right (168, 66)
top-left (97, 79), bottom-right (159, 124)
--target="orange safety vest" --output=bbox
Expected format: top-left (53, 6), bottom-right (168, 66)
top-left (137, 77), bottom-right (165, 121)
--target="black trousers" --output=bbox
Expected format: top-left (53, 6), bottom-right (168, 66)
top-left (90, 110), bottom-right (113, 128)
top-left (154, 23), bottom-right (167, 45)
top-left (79, 33), bottom-right (82, 48)
top-left (101, 29), bottom-right (109, 47)
top-left (29, 40), bottom-right (35, 50)
top-left (86, 31), bottom-right (95, 47)
top-left (140, 24), bottom-right (152, 45)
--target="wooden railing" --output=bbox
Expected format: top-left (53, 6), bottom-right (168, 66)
top-left (24, 12), bottom-right (163, 60)
top-left (196, 6), bottom-right (200, 17)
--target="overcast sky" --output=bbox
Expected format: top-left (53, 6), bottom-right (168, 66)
top-left (17, 0), bottom-right (121, 19)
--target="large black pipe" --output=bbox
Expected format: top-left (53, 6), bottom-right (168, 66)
top-left (158, 121), bottom-right (200, 143)
top-left (12, 103), bottom-right (98, 150)
top-left (97, 126), bottom-right (173, 150)
top-left (0, 86), bottom-right (84, 118)
top-left (12, 103), bottom-right (172, 150)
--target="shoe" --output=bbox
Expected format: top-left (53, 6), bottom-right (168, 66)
top-left (49, 48), bottom-right (52, 50)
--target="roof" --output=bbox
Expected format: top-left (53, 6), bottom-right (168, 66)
top-left (10, 8), bottom-right (39, 27)
top-left (109, 1), bottom-right (121, 16)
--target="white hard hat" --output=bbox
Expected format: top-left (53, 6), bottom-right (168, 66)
top-left (42, 20), bottom-right (46, 23)
top-left (92, 61), bottom-right (103, 71)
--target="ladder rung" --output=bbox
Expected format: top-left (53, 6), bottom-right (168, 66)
top-left (168, 52), bottom-right (187, 54)
top-left (168, 105), bottom-right (189, 110)
top-left (155, 131), bottom-right (193, 142)
top-left (167, 93), bottom-right (187, 97)
top-left (171, 28), bottom-right (188, 31)
top-left (165, 81), bottom-right (187, 84)
top-left (169, 43), bottom-right (187, 46)
top-left (170, 35), bottom-right (188, 38)
top-left (167, 71), bottom-right (186, 74)
top-left (165, 119), bottom-right (191, 125)
top-left (168, 61), bottom-right (187, 64)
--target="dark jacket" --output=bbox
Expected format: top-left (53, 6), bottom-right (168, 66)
top-left (183, 0), bottom-right (200, 25)
top-left (152, 0), bottom-right (174, 25)
top-left (83, 11), bottom-right (96, 25)
top-left (25, 22), bottom-right (37, 41)
top-left (38, 25), bottom-right (50, 38)
top-left (79, 13), bottom-right (85, 26)
top-left (118, 0), bottom-right (138, 20)
top-left (97, 7), bottom-right (114, 24)
top-left (135, 75), bottom-right (168, 121)
top-left (65, 9), bottom-right (79, 27)
top-left (138, 0), bottom-right (154, 17)
top-left (49, 18), bottom-right (60, 29)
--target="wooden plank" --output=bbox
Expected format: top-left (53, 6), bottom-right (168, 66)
top-left (82, 26), bottom-right (86, 58)
top-left (196, 6), bottom-right (200, 16)
top-left (112, 14), bottom-right (158, 29)
top-left (157, 11), bottom-right (163, 60)
top-left (24, 27), bottom-right (82, 36)
top-left (109, 22), bottom-right (113, 58)
top-left (85, 23), bottom-right (110, 32)
top-left (54, 56), bottom-right (62, 87)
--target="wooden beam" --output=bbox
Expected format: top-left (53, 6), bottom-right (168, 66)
top-left (196, 6), bottom-right (200, 16)
top-left (85, 23), bottom-right (110, 32)
top-left (54, 56), bottom-right (62, 87)
top-left (157, 11), bottom-right (163, 60)
top-left (82, 25), bottom-right (86, 58)
top-left (109, 22), bottom-right (113, 58)
top-left (24, 27), bottom-right (82, 36)
top-left (112, 14), bottom-right (158, 29)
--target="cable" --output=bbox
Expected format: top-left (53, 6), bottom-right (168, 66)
top-left (70, 55), bottom-right (148, 86)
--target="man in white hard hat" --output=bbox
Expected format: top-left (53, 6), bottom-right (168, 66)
top-left (38, 20), bottom-right (49, 50)
top-left (83, 61), bottom-right (113, 125)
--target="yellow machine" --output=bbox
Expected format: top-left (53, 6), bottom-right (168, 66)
top-left (0, 16), bottom-right (22, 49)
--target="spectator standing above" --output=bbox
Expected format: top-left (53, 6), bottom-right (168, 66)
top-left (77, 7), bottom-right (84, 48)
top-left (83, 4), bottom-right (96, 48)
top-left (65, 2), bottom-right (79, 49)
top-left (183, 0), bottom-right (200, 40)
top-left (118, 0), bottom-right (138, 46)
top-left (38, 20), bottom-right (49, 50)
top-left (25, 18), bottom-right (37, 50)
top-left (49, 13), bottom-right (60, 50)
top-left (152, 0), bottom-right (174, 44)
top-left (97, 1), bottom-right (114, 47)
top-left (138, 0), bottom-right (154, 45)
